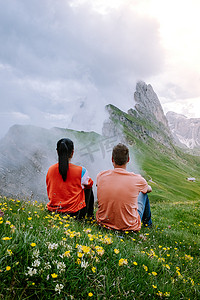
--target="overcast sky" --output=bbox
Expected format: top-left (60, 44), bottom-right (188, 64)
top-left (0, 0), bottom-right (200, 139)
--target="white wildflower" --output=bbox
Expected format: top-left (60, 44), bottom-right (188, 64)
top-left (47, 242), bottom-right (59, 250)
top-left (32, 249), bottom-right (40, 258)
top-left (55, 283), bottom-right (64, 294)
top-left (81, 260), bottom-right (89, 269)
top-left (26, 267), bottom-right (37, 276)
top-left (32, 259), bottom-right (41, 267)
top-left (57, 262), bottom-right (66, 272)
top-left (53, 260), bottom-right (58, 265)
top-left (44, 262), bottom-right (51, 270)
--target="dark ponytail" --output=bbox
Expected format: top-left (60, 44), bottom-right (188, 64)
top-left (57, 138), bottom-right (74, 181)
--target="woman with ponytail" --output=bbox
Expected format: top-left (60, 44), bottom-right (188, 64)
top-left (46, 138), bottom-right (94, 219)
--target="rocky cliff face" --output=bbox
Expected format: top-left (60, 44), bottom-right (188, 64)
top-left (166, 111), bottom-right (200, 149)
top-left (103, 81), bottom-right (173, 148)
top-left (133, 81), bottom-right (169, 128)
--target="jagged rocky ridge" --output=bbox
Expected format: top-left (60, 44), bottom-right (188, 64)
top-left (103, 81), bottom-right (173, 148)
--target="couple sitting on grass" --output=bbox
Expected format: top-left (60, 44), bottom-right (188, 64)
top-left (46, 138), bottom-right (152, 231)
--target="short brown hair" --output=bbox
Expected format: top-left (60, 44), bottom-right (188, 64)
top-left (112, 143), bottom-right (129, 165)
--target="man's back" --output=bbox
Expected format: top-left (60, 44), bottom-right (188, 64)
top-left (96, 168), bottom-right (148, 231)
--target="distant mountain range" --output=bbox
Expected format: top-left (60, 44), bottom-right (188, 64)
top-left (0, 81), bottom-right (199, 200)
top-left (166, 111), bottom-right (200, 150)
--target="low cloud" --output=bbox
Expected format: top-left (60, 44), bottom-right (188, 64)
top-left (0, 0), bottom-right (164, 138)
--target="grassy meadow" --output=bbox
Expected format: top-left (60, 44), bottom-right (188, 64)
top-left (0, 129), bottom-right (200, 299)
top-left (0, 176), bottom-right (200, 299)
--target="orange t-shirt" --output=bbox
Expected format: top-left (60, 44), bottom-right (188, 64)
top-left (96, 168), bottom-right (148, 231)
top-left (46, 163), bottom-right (93, 213)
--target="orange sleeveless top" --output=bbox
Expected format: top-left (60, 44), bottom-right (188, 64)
top-left (46, 163), bottom-right (93, 213)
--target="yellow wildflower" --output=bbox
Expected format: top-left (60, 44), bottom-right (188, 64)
top-left (81, 245), bottom-right (91, 254)
top-left (143, 265), bottom-right (148, 272)
top-left (7, 249), bottom-right (13, 255)
top-left (30, 243), bottom-right (36, 247)
top-left (91, 267), bottom-right (96, 273)
top-left (51, 273), bottom-right (58, 278)
top-left (133, 261), bottom-right (138, 266)
top-left (64, 251), bottom-right (71, 257)
top-left (119, 258), bottom-right (128, 266)
top-left (2, 237), bottom-right (12, 241)
top-left (88, 292), bottom-right (93, 297)
top-left (114, 249), bottom-right (119, 254)
top-left (165, 264), bottom-right (170, 269)
top-left (78, 252), bottom-right (83, 258)
top-left (95, 246), bottom-right (104, 256)
top-left (6, 266), bottom-right (11, 271)
top-left (152, 271), bottom-right (157, 276)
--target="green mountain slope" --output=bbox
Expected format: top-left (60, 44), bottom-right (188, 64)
top-left (105, 103), bottom-right (200, 205)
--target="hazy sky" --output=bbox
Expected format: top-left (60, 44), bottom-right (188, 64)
top-left (0, 0), bottom-right (200, 138)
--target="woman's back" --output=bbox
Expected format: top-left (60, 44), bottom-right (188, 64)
top-left (46, 163), bottom-right (86, 213)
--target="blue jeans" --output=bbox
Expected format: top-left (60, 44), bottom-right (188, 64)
top-left (137, 192), bottom-right (152, 227)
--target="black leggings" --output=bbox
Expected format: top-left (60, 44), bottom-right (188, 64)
top-left (68, 188), bottom-right (94, 220)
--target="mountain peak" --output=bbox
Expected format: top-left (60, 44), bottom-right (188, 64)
top-left (133, 81), bottom-right (168, 127)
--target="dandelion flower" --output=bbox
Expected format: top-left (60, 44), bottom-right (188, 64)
top-left (88, 292), bottom-right (93, 297)
top-left (6, 266), bottom-right (11, 271)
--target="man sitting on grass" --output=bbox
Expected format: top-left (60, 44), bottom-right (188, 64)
top-left (96, 143), bottom-right (152, 231)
